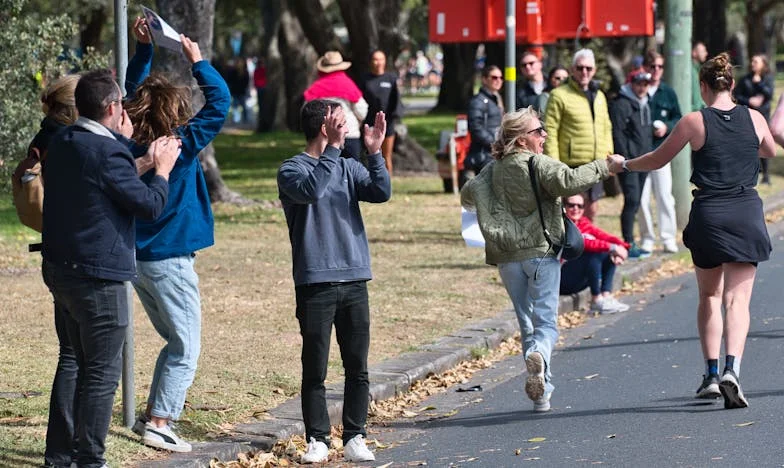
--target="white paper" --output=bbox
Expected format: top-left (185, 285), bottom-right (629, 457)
top-left (461, 208), bottom-right (485, 248)
top-left (142, 6), bottom-right (182, 52)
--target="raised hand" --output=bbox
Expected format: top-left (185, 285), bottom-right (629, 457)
top-left (119, 109), bottom-right (134, 139)
top-left (363, 111), bottom-right (387, 155)
top-left (324, 105), bottom-right (348, 148)
top-left (132, 17), bottom-right (152, 44)
top-left (180, 35), bottom-right (203, 64)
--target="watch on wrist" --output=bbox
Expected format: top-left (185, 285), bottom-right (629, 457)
top-left (622, 159), bottom-right (631, 172)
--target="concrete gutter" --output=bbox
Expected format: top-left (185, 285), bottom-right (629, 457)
top-left (138, 190), bottom-right (784, 467)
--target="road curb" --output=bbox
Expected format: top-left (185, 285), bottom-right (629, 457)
top-left (140, 189), bottom-right (784, 467)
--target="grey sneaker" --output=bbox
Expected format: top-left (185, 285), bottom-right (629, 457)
top-left (142, 422), bottom-right (192, 452)
top-left (696, 374), bottom-right (721, 399)
top-left (525, 351), bottom-right (545, 402)
top-left (533, 392), bottom-right (551, 412)
top-left (343, 434), bottom-right (375, 462)
top-left (301, 437), bottom-right (329, 464)
top-left (719, 369), bottom-right (748, 409)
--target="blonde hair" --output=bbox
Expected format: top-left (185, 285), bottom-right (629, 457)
top-left (490, 106), bottom-right (539, 160)
top-left (699, 52), bottom-right (734, 93)
top-left (41, 74), bottom-right (79, 125)
top-left (124, 73), bottom-right (192, 146)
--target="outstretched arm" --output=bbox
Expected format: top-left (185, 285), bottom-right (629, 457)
top-left (608, 112), bottom-right (700, 173)
top-left (177, 35), bottom-right (231, 159)
top-left (125, 17), bottom-right (153, 98)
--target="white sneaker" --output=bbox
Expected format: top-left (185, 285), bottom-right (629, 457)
top-left (301, 437), bottom-right (329, 464)
top-left (640, 239), bottom-right (655, 252)
top-left (663, 240), bottom-right (679, 253)
top-left (343, 434), bottom-right (376, 462)
top-left (591, 296), bottom-right (629, 314)
top-left (141, 422), bottom-right (192, 453)
top-left (131, 414), bottom-right (149, 436)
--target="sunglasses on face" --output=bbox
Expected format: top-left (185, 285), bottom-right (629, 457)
top-left (575, 65), bottom-right (594, 72)
top-left (489, 75), bottom-right (503, 81)
top-left (553, 75), bottom-right (567, 82)
top-left (527, 126), bottom-right (546, 136)
top-left (565, 202), bottom-right (584, 209)
top-left (522, 61), bottom-right (537, 67)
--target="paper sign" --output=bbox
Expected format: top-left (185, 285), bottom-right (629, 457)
top-left (461, 208), bottom-right (485, 248)
top-left (141, 6), bottom-right (182, 52)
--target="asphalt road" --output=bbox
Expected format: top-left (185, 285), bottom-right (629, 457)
top-left (370, 231), bottom-right (784, 467)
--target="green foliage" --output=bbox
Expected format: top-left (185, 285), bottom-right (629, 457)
top-left (0, 0), bottom-right (108, 191)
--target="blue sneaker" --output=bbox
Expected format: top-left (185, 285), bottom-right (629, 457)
top-left (628, 242), bottom-right (651, 259)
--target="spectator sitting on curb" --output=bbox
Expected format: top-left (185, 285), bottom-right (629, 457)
top-left (560, 193), bottom-right (631, 314)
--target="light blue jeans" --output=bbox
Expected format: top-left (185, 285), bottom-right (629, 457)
top-left (498, 257), bottom-right (560, 395)
top-left (133, 255), bottom-right (201, 420)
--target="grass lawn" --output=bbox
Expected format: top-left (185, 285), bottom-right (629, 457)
top-left (3, 111), bottom-right (784, 467)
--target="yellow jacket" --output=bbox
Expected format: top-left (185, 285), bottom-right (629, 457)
top-left (543, 79), bottom-right (613, 167)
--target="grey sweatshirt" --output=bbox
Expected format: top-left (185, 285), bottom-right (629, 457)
top-left (277, 145), bottom-right (391, 286)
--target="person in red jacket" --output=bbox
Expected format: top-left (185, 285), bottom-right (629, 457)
top-left (560, 193), bottom-right (631, 314)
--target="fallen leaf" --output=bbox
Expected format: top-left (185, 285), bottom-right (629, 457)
top-left (606, 434), bottom-right (616, 439)
top-left (515, 448), bottom-right (521, 455)
top-left (584, 373), bottom-right (599, 380)
top-left (526, 446), bottom-right (540, 450)
top-left (402, 410), bottom-right (418, 418)
top-left (376, 463), bottom-right (394, 468)
top-left (527, 437), bottom-right (546, 442)
top-left (407, 462), bottom-right (427, 466)
top-left (420, 405), bottom-right (437, 411)
top-left (524, 457), bottom-right (541, 461)
top-left (733, 421), bottom-right (755, 427)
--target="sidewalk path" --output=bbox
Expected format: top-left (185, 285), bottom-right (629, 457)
top-left (139, 191), bottom-right (784, 467)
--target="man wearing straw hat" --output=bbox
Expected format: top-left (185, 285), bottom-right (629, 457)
top-left (304, 51), bottom-right (368, 160)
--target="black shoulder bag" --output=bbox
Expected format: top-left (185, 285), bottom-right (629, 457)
top-left (527, 157), bottom-right (584, 260)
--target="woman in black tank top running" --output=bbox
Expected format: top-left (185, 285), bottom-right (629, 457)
top-left (608, 53), bottom-right (775, 410)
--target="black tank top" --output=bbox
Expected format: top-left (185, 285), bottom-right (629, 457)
top-left (690, 106), bottom-right (760, 190)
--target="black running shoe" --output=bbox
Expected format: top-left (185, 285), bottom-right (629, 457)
top-left (695, 374), bottom-right (721, 399)
top-left (719, 369), bottom-right (748, 409)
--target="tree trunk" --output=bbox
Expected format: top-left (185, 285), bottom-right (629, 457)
top-left (154, 0), bottom-right (248, 204)
top-left (79, 5), bottom-right (107, 52)
top-left (336, 0), bottom-right (404, 79)
top-left (290, 0), bottom-right (343, 55)
top-left (746, 0), bottom-right (780, 60)
top-left (693, 0), bottom-right (726, 56)
top-left (258, 0), bottom-right (316, 132)
top-left (435, 43), bottom-right (479, 112)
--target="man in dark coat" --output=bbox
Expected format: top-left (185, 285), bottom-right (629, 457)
top-left (609, 71), bottom-right (653, 253)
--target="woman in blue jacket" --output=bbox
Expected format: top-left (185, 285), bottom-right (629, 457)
top-left (123, 17), bottom-right (230, 452)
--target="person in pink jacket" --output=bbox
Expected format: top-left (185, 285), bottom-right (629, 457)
top-left (560, 193), bottom-right (631, 314)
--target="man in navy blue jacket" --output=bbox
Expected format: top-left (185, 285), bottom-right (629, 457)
top-left (278, 101), bottom-right (391, 464)
top-left (41, 68), bottom-right (180, 468)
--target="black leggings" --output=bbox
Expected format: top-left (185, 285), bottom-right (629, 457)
top-left (618, 170), bottom-right (648, 243)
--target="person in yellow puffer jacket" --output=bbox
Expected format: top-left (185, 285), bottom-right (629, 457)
top-left (544, 49), bottom-right (613, 221)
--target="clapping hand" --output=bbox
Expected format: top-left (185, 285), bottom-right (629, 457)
top-left (606, 154), bottom-right (625, 174)
top-left (133, 17), bottom-right (152, 44)
top-left (363, 111), bottom-right (387, 155)
top-left (324, 105), bottom-right (348, 149)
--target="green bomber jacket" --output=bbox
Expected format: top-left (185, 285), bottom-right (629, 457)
top-left (460, 149), bottom-right (609, 265)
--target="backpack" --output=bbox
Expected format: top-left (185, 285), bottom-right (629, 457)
top-left (12, 144), bottom-right (45, 233)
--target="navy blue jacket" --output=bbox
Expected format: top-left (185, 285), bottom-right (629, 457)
top-left (278, 146), bottom-right (391, 286)
top-left (42, 126), bottom-right (169, 281)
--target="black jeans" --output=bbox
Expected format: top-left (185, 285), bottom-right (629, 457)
top-left (560, 252), bottom-right (617, 296)
top-left (42, 260), bottom-right (127, 468)
top-left (618, 170), bottom-right (648, 243)
top-left (295, 281), bottom-right (370, 444)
